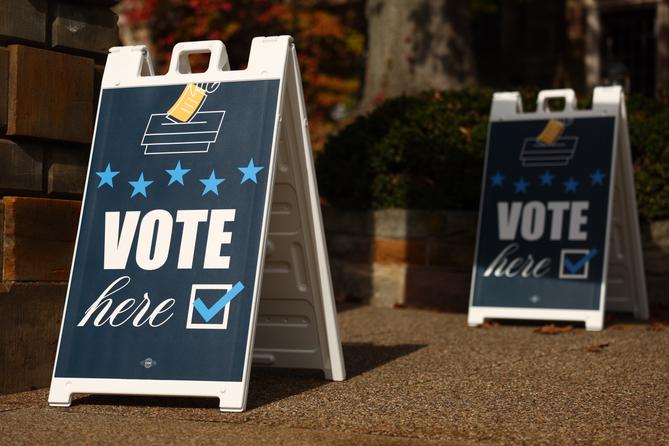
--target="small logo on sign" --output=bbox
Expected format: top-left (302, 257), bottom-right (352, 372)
top-left (140, 357), bottom-right (157, 369)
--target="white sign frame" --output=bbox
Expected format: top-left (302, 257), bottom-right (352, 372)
top-left (467, 87), bottom-right (649, 331)
top-left (49, 36), bottom-right (345, 412)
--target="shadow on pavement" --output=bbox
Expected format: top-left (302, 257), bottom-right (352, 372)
top-left (72, 342), bottom-right (425, 411)
top-left (72, 393), bottom-right (220, 409)
top-left (248, 342), bottom-right (426, 408)
top-left (607, 305), bottom-right (669, 326)
top-left (335, 302), bottom-right (367, 314)
top-left (342, 342), bottom-right (426, 379)
top-left (72, 368), bottom-right (325, 411)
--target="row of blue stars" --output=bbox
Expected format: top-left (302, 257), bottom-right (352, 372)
top-left (489, 169), bottom-right (606, 194)
top-left (95, 159), bottom-right (264, 198)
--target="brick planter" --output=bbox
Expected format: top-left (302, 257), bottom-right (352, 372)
top-left (323, 207), bottom-right (669, 312)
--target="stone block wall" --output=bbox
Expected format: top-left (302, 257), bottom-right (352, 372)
top-left (324, 208), bottom-right (477, 312)
top-left (324, 208), bottom-right (669, 313)
top-left (0, 0), bottom-right (119, 395)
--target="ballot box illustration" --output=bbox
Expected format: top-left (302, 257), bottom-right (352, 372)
top-left (142, 83), bottom-right (225, 155)
top-left (519, 118), bottom-right (578, 167)
top-left (142, 111), bottom-right (226, 154)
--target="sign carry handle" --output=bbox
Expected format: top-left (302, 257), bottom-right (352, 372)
top-left (168, 41), bottom-right (231, 74)
top-left (536, 89), bottom-right (577, 112)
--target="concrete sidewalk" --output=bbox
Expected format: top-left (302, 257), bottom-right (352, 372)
top-left (1, 306), bottom-right (668, 445)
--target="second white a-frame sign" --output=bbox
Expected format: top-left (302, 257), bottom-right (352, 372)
top-left (49, 36), bottom-right (345, 412)
top-left (468, 87), bottom-right (649, 331)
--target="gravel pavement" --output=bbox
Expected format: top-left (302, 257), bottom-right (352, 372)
top-left (1, 306), bottom-right (667, 445)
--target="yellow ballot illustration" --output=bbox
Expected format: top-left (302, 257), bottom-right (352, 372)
top-left (166, 82), bottom-right (220, 122)
top-left (537, 118), bottom-right (566, 145)
top-left (166, 83), bottom-right (207, 122)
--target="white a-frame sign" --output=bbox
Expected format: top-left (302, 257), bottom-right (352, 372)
top-left (49, 36), bottom-right (345, 412)
top-left (468, 87), bottom-right (649, 331)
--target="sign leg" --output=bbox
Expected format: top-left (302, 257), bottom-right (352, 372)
top-left (467, 309), bottom-right (485, 327)
top-left (48, 379), bottom-right (72, 407)
top-left (584, 314), bottom-right (604, 331)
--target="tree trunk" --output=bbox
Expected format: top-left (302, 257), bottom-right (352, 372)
top-left (361, 0), bottom-right (475, 111)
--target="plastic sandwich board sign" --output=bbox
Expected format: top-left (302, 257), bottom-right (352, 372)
top-left (468, 87), bottom-right (649, 331)
top-left (49, 36), bottom-right (345, 412)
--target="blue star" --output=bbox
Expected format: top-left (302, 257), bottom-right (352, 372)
top-left (539, 170), bottom-right (555, 186)
top-left (200, 170), bottom-right (225, 196)
top-left (96, 163), bottom-right (119, 188)
top-left (238, 158), bottom-right (265, 184)
top-left (129, 172), bottom-right (153, 198)
top-left (590, 169), bottom-right (606, 185)
top-left (490, 171), bottom-right (505, 187)
top-left (514, 178), bottom-right (529, 193)
top-left (564, 177), bottom-right (579, 193)
top-left (165, 161), bottom-right (190, 186)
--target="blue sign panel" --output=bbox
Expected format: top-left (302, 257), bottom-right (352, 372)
top-left (472, 117), bottom-right (615, 310)
top-left (54, 80), bottom-right (279, 382)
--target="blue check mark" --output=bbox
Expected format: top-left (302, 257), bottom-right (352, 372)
top-left (563, 249), bottom-right (598, 274)
top-left (193, 281), bottom-right (245, 323)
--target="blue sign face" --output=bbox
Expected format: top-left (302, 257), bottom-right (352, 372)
top-left (472, 117), bottom-right (615, 310)
top-left (54, 80), bottom-right (280, 382)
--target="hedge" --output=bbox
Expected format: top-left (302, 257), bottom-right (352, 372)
top-left (316, 88), bottom-right (669, 221)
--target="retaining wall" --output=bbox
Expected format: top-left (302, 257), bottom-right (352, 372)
top-left (324, 208), bottom-right (669, 311)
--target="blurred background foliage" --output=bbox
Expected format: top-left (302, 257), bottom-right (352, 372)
top-left (120, 0), bottom-right (669, 221)
top-left (317, 89), bottom-right (490, 211)
top-left (316, 88), bottom-right (669, 222)
top-left (627, 94), bottom-right (669, 221)
top-left (123, 0), bottom-right (366, 148)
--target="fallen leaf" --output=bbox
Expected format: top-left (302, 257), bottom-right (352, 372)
top-left (478, 321), bottom-right (499, 329)
top-left (458, 126), bottom-right (472, 144)
top-left (584, 342), bottom-right (610, 353)
top-left (605, 313), bottom-right (619, 325)
top-left (647, 322), bottom-right (667, 332)
top-left (534, 324), bottom-right (573, 335)
top-left (609, 323), bottom-right (635, 331)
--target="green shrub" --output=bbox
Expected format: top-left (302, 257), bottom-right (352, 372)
top-left (316, 89), bottom-right (492, 210)
top-left (626, 95), bottom-right (669, 221)
top-left (316, 88), bottom-right (669, 221)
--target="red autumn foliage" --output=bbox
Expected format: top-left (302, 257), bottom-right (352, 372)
top-left (123, 0), bottom-right (366, 149)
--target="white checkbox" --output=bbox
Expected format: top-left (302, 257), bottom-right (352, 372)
top-left (186, 284), bottom-right (232, 330)
top-left (559, 249), bottom-right (591, 280)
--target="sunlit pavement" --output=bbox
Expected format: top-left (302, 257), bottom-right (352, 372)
top-left (1, 305), bottom-right (667, 445)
